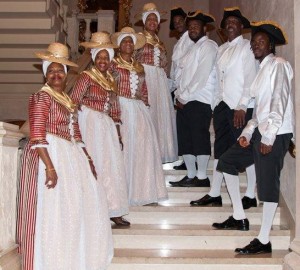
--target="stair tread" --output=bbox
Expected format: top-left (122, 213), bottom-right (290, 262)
top-left (112, 224), bottom-right (289, 236)
top-left (129, 204), bottom-right (272, 212)
top-left (0, 29), bottom-right (55, 34)
top-left (0, 12), bottom-right (50, 18)
top-left (112, 248), bottom-right (288, 264)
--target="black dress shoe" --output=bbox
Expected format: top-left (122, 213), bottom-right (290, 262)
top-left (212, 216), bottom-right (249, 231)
top-left (173, 162), bottom-right (198, 170)
top-left (180, 177), bottom-right (210, 187)
top-left (169, 175), bottom-right (190, 186)
top-left (235, 238), bottom-right (272, 254)
top-left (173, 162), bottom-right (187, 170)
top-left (242, 196), bottom-right (257, 209)
top-left (190, 194), bottom-right (222, 206)
top-left (110, 216), bottom-right (131, 226)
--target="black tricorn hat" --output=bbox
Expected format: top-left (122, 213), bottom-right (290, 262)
top-left (251, 21), bottom-right (288, 45)
top-left (170, 7), bottom-right (187, 30)
top-left (186, 10), bottom-right (215, 24)
top-left (220, 7), bottom-right (250, 29)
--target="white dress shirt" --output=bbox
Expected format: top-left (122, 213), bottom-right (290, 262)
top-left (169, 31), bottom-right (194, 92)
top-left (213, 35), bottom-right (258, 110)
top-left (175, 35), bottom-right (218, 107)
top-left (241, 54), bottom-right (294, 146)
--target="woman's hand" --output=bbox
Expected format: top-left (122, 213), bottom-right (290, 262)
top-left (45, 168), bottom-right (58, 189)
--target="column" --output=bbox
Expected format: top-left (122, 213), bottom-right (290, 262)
top-left (0, 122), bottom-right (24, 270)
top-left (283, 0), bottom-right (300, 268)
top-left (96, 10), bottom-right (115, 33)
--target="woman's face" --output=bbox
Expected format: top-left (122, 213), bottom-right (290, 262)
top-left (95, 49), bottom-right (110, 73)
top-left (119, 36), bottom-right (134, 55)
top-left (145, 13), bottom-right (159, 32)
top-left (46, 62), bottom-right (66, 88)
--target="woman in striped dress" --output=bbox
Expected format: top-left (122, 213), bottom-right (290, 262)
top-left (135, 3), bottom-right (178, 163)
top-left (110, 27), bottom-right (168, 206)
top-left (71, 32), bottom-right (130, 226)
top-left (17, 43), bottom-right (113, 270)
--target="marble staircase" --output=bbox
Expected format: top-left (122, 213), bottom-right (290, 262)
top-left (0, 0), bottom-right (66, 121)
top-left (108, 165), bottom-right (290, 269)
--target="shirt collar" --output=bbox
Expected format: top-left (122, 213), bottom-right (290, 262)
top-left (259, 53), bottom-right (274, 69)
top-left (195, 35), bottom-right (208, 44)
top-left (227, 35), bottom-right (243, 46)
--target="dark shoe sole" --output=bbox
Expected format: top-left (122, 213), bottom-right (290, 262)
top-left (212, 225), bottom-right (249, 231)
top-left (190, 202), bottom-right (222, 207)
top-left (235, 249), bottom-right (272, 255)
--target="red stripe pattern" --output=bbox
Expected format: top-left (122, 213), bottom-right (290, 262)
top-left (136, 43), bottom-right (168, 72)
top-left (110, 61), bottom-right (149, 105)
top-left (29, 91), bottom-right (83, 145)
top-left (71, 72), bottom-right (121, 123)
top-left (17, 89), bottom-right (85, 270)
top-left (17, 143), bottom-right (39, 270)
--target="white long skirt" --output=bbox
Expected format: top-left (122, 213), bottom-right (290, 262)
top-left (78, 106), bottom-right (129, 217)
top-left (143, 64), bottom-right (178, 163)
top-left (34, 134), bottom-right (113, 270)
top-left (119, 97), bottom-right (168, 206)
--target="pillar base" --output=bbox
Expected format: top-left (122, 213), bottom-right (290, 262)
top-left (0, 245), bottom-right (21, 270)
top-left (283, 240), bottom-right (300, 270)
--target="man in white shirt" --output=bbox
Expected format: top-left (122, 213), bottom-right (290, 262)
top-left (168, 7), bottom-right (195, 173)
top-left (173, 10), bottom-right (218, 187)
top-left (213, 21), bottom-right (294, 255)
top-left (190, 7), bottom-right (258, 207)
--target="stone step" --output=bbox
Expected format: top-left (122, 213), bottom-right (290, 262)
top-left (165, 186), bottom-right (252, 204)
top-left (0, 71), bottom-right (43, 83)
top-left (165, 172), bottom-right (248, 185)
top-left (112, 224), bottom-right (289, 250)
top-left (0, 29), bottom-right (56, 45)
top-left (0, 59), bottom-right (40, 71)
top-left (0, 13), bottom-right (51, 29)
top-left (109, 249), bottom-right (288, 270)
top-left (0, 1), bottom-right (46, 13)
top-left (0, 83), bottom-right (41, 98)
top-left (0, 45), bottom-right (49, 59)
top-left (127, 204), bottom-right (281, 226)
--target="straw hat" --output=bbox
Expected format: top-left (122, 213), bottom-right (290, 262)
top-left (111, 27), bottom-right (146, 50)
top-left (80, 32), bottom-right (118, 49)
top-left (220, 7), bottom-right (250, 29)
top-left (35, 42), bottom-right (78, 67)
top-left (251, 20), bottom-right (288, 45)
top-left (134, 2), bottom-right (167, 20)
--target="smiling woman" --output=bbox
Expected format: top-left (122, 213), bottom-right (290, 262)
top-left (17, 42), bottom-right (114, 270)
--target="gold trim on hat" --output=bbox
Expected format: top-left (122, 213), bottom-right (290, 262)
top-left (187, 10), bottom-right (215, 21)
top-left (251, 20), bottom-right (288, 44)
top-left (224, 6), bottom-right (241, 11)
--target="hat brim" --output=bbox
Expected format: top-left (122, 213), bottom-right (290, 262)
top-left (220, 11), bottom-right (250, 29)
top-left (35, 51), bottom-right (78, 67)
top-left (111, 32), bottom-right (146, 50)
top-left (251, 23), bottom-right (287, 45)
top-left (80, 42), bottom-right (118, 49)
top-left (186, 14), bottom-right (215, 24)
top-left (134, 10), bottom-right (167, 21)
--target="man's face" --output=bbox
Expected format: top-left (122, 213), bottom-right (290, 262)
top-left (188, 20), bottom-right (205, 42)
top-left (251, 32), bottom-right (272, 62)
top-left (224, 16), bottom-right (243, 40)
top-left (173, 15), bottom-right (186, 34)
